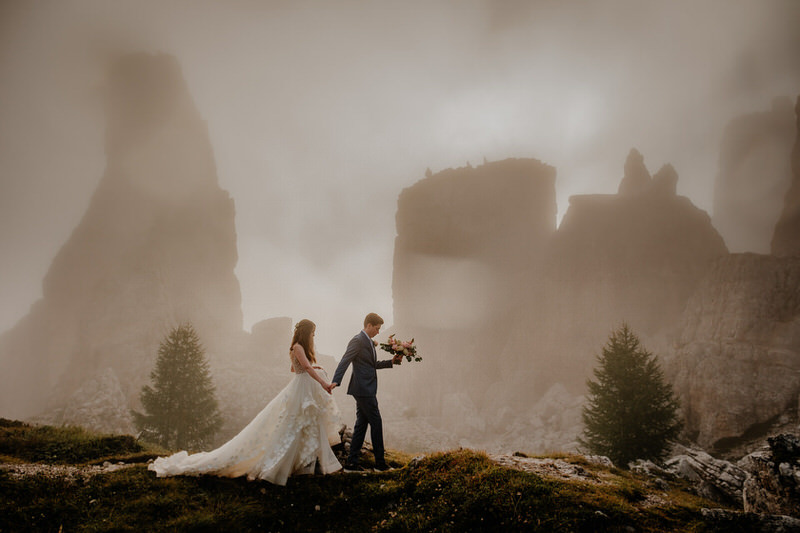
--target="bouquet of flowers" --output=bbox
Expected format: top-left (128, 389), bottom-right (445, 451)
top-left (379, 334), bottom-right (421, 362)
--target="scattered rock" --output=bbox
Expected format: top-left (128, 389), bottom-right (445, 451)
top-left (584, 455), bottom-right (614, 469)
top-left (664, 446), bottom-right (747, 506)
top-left (488, 454), bottom-right (601, 485)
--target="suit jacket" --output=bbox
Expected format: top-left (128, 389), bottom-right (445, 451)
top-left (332, 330), bottom-right (393, 397)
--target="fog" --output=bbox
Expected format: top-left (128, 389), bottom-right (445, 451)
top-left (1, 0), bottom-right (799, 356)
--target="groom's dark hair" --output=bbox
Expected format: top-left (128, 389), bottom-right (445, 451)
top-left (364, 313), bottom-right (384, 327)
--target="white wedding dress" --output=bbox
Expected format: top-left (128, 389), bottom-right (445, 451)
top-left (148, 356), bottom-right (343, 486)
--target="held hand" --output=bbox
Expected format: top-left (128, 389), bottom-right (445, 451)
top-left (323, 383), bottom-right (334, 394)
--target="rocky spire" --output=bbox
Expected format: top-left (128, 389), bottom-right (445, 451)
top-left (0, 53), bottom-right (243, 424)
top-left (652, 163), bottom-right (678, 196)
top-left (617, 148), bottom-right (651, 195)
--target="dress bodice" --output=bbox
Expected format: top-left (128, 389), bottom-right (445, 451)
top-left (291, 349), bottom-right (306, 374)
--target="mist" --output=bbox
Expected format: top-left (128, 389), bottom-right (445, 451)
top-left (2, 0), bottom-right (799, 359)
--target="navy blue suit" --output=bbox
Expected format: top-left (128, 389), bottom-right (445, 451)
top-left (332, 330), bottom-right (394, 466)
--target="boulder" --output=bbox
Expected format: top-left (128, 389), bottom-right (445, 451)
top-left (741, 434), bottom-right (800, 516)
top-left (664, 445), bottom-right (748, 506)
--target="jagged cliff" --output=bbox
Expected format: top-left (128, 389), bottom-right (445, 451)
top-left (713, 97), bottom-right (796, 254)
top-left (0, 53), bottom-right (245, 431)
top-left (515, 150), bottom-right (727, 391)
top-left (666, 95), bottom-right (800, 450)
top-left (668, 254), bottom-right (800, 449)
top-left (388, 151), bottom-right (726, 451)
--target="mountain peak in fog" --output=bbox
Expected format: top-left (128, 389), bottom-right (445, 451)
top-left (0, 53), bottom-right (242, 426)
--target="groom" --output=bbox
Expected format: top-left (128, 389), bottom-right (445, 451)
top-left (331, 312), bottom-right (402, 472)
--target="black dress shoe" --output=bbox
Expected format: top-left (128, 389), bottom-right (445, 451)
top-left (373, 463), bottom-right (393, 472)
top-left (343, 463), bottom-right (365, 472)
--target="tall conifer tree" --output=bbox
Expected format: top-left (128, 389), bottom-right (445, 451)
top-left (580, 324), bottom-right (682, 467)
top-left (133, 323), bottom-right (222, 450)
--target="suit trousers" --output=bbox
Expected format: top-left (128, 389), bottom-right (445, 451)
top-left (348, 395), bottom-right (384, 465)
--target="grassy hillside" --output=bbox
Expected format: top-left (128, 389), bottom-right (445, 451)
top-left (0, 419), bottom-right (758, 532)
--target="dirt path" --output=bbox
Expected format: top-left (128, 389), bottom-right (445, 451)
top-left (0, 461), bottom-right (136, 481)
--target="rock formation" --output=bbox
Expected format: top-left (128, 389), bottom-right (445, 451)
top-left (617, 148), bottom-right (651, 195)
top-left (656, 435), bottom-right (800, 522)
top-left (741, 434), bottom-right (800, 516)
top-left (393, 157), bottom-right (557, 331)
top-left (668, 254), bottom-right (800, 449)
top-left (504, 149), bottom-right (727, 394)
top-left (389, 152), bottom-right (725, 451)
top-left (664, 445), bottom-right (748, 506)
top-left (0, 53), bottom-right (245, 428)
top-left (773, 95), bottom-right (800, 256)
top-left (389, 158), bottom-right (557, 424)
top-left (713, 96), bottom-right (796, 253)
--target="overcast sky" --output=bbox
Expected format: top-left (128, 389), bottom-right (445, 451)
top-left (1, 1), bottom-right (799, 355)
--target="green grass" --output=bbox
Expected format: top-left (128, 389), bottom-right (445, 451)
top-left (0, 420), bottom-right (754, 532)
top-left (0, 418), bottom-right (154, 465)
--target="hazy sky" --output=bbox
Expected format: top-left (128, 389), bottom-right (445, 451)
top-left (1, 1), bottom-right (799, 355)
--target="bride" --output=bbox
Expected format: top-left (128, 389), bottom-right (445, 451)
top-left (148, 319), bottom-right (343, 485)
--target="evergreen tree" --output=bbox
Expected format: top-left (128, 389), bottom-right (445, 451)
top-left (133, 323), bottom-right (223, 450)
top-left (579, 323), bottom-right (682, 467)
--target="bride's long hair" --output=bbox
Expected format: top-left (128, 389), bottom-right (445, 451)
top-left (291, 319), bottom-right (316, 364)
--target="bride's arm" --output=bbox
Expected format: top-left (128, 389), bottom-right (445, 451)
top-left (292, 344), bottom-right (332, 393)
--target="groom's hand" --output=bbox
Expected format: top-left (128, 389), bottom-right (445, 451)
top-left (392, 354), bottom-right (403, 365)
top-left (330, 382), bottom-right (338, 390)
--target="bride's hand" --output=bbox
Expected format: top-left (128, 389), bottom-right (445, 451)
top-left (322, 383), bottom-right (333, 394)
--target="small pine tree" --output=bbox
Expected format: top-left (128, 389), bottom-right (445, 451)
top-left (133, 323), bottom-right (223, 450)
top-left (579, 323), bottom-right (682, 467)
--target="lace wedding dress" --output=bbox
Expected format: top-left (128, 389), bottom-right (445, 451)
top-left (148, 356), bottom-right (343, 486)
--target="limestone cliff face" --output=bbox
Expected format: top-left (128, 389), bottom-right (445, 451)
top-left (713, 97), bottom-right (796, 254)
top-left (502, 151), bottom-right (727, 395)
top-left (664, 94), bottom-right (800, 450)
top-left (0, 53), bottom-right (243, 424)
top-left (389, 158), bottom-right (557, 424)
top-left (668, 254), bottom-right (800, 449)
top-left (393, 158), bottom-right (557, 330)
top-left (772, 95), bottom-right (800, 256)
top-left (388, 152), bottom-right (726, 451)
